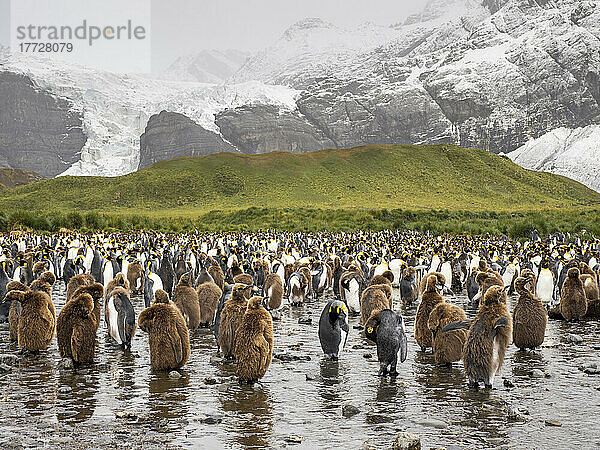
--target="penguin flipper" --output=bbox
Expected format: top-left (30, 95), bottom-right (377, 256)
top-left (169, 328), bottom-right (184, 365)
top-left (492, 316), bottom-right (509, 337)
top-left (442, 320), bottom-right (471, 332)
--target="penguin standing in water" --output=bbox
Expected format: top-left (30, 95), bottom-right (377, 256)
top-left (263, 273), bottom-right (283, 310)
top-left (536, 259), bottom-right (555, 304)
top-left (364, 309), bottom-right (408, 377)
top-left (399, 266), bottom-right (417, 305)
top-left (415, 273), bottom-right (445, 351)
top-left (138, 290), bottom-right (190, 371)
top-left (318, 300), bottom-right (349, 360)
top-left (512, 274), bottom-right (546, 351)
top-left (105, 287), bottom-right (136, 349)
top-left (218, 284), bottom-right (253, 358)
top-left (173, 272), bottom-right (200, 330)
top-left (196, 281), bottom-right (222, 328)
top-left (17, 288), bottom-right (56, 352)
top-left (339, 269), bottom-right (364, 315)
top-left (234, 296), bottom-right (274, 383)
top-left (0, 261), bottom-right (14, 322)
top-left (56, 292), bottom-right (96, 364)
top-left (560, 267), bottom-right (587, 321)
top-left (448, 285), bottom-right (512, 388)
top-left (428, 302), bottom-right (468, 365)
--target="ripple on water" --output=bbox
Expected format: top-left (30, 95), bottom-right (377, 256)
top-left (0, 284), bottom-right (599, 448)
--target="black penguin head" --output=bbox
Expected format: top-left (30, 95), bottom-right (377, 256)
top-left (328, 301), bottom-right (346, 324)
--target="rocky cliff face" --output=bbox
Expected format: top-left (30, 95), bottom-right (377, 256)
top-left (139, 111), bottom-right (235, 169)
top-left (0, 168), bottom-right (45, 188)
top-left (0, 72), bottom-right (86, 178)
top-left (232, 0), bottom-right (600, 156)
top-left (215, 105), bottom-right (335, 154)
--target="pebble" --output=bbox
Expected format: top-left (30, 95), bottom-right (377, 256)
top-left (0, 363), bottom-right (11, 373)
top-left (503, 378), bottom-right (515, 388)
top-left (566, 334), bottom-right (583, 344)
top-left (284, 435), bottom-right (305, 444)
top-left (507, 405), bottom-right (527, 421)
top-left (545, 419), bottom-right (562, 427)
top-left (363, 353), bottom-right (373, 359)
top-left (204, 377), bottom-right (217, 385)
top-left (305, 372), bottom-right (317, 381)
top-left (579, 363), bottom-right (600, 375)
top-left (168, 371), bottom-right (182, 379)
top-left (298, 317), bottom-right (312, 325)
top-left (115, 411), bottom-right (138, 420)
top-left (57, 386), bottom-right (72, 395)
top-left (273, 353), bottom-right (310, 362)
top-left (0, 354), bottom-right (19, 366)
top-left (393, 432), bottom-right (421, 450)
top-left (530, 369), bottom-right (544, 378)
top-left (200, 414), bottom-right (223, 424)
top-left (57, 358), bottom-right (74, 370)
top-left (342, 404), bottom-right (360, 418)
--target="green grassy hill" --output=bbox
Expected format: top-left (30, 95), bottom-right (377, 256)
top-left (0, 144), bottom-right (598, 216)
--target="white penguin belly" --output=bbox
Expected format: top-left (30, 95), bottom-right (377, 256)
top-left (107, 299), bottom-right (122, 345)
top-left (338, 328), bottom-right (347, 356)
top-left (346, 279), bottom-right (360, 313)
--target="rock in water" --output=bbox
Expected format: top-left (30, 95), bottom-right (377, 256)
top-left (393, 432), bottom-right (421, 450)
top-left (342, 404), bottom-right (360, 418)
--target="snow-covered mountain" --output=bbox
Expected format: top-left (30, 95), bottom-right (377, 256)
top-left (508, 125), bottom-right (600, 192)
top-left (160, 50), bottom-right (250, 84)
top-left (0, 0), bottom-right (598, 188)
top-left (0, 48), bottom-right (298, 177)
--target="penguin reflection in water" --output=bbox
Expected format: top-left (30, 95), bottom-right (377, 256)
top-left (364, 309), bottom-right (408, 376)
top-left (318, 300), bottom-right (349, 360)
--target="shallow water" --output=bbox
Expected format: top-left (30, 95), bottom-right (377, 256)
top-left (1, 283), bottom-right (600, 449)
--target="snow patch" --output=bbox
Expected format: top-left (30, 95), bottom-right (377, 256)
top-left (508, 125), bottom-right (600, 193)
top-left (1, 49), bottom-right (299, 177)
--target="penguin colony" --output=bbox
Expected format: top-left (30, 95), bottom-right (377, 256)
top-left (0, 229), bottom-right (598, 391)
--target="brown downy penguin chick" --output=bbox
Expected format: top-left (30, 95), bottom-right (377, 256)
top-left (18, 289), bottom-right (56, 352)
top-left (360, 284), bottom-right (392, 326)
top-left (415, 272), bottom-right (446, 351)
top-left (519, 269), bottom-right (537, 293)
top-left (38, 271), bottom-right (56, 287)
top-left (127, 261), bottom-right (144, 294)
top-left (208, 262), bottom-right (225, 291)
top-left (56, 292), bottom-right (96, 364)
top-left (579, 262), bottom-right (600, 317)
top-left (66, 273), bottom-right (94, 302)
top-left (560, 267), bottom-right (588, 321)
top-left (512, 274), bottom-right (546, 350)
top-left (218, 283), bottom-right (253, 359)
top-left (32, 261), bottom-right (48, 279)
top-left (370, 271), bottom-right (393, 286)
top-left (173, 272), bottom-right (201, 330)
top-left (71, 283), bottom-right (104, 330)
top-left (459, 285), bottom-right (512, 388)
top-left (106, 273), bottom-right (130, 298)
top-left (474, 270), bottom-right (504, 308)
top-left (234, 296), bottom-right (274, 383)
top-left (427, 302), bottom-right (468, 365)
top-left (138, 289), bottom-right (190, 371)
top-left (264, 273), bottom-right (283, 310)
top-left (5, 285), bottom-right (27, 342)
top-left (196, 281), bottom-right (222, 327)
top-left (298, 266), bottom-right (313, 297)
top-left (233, 273), bottom-right (254, 286)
